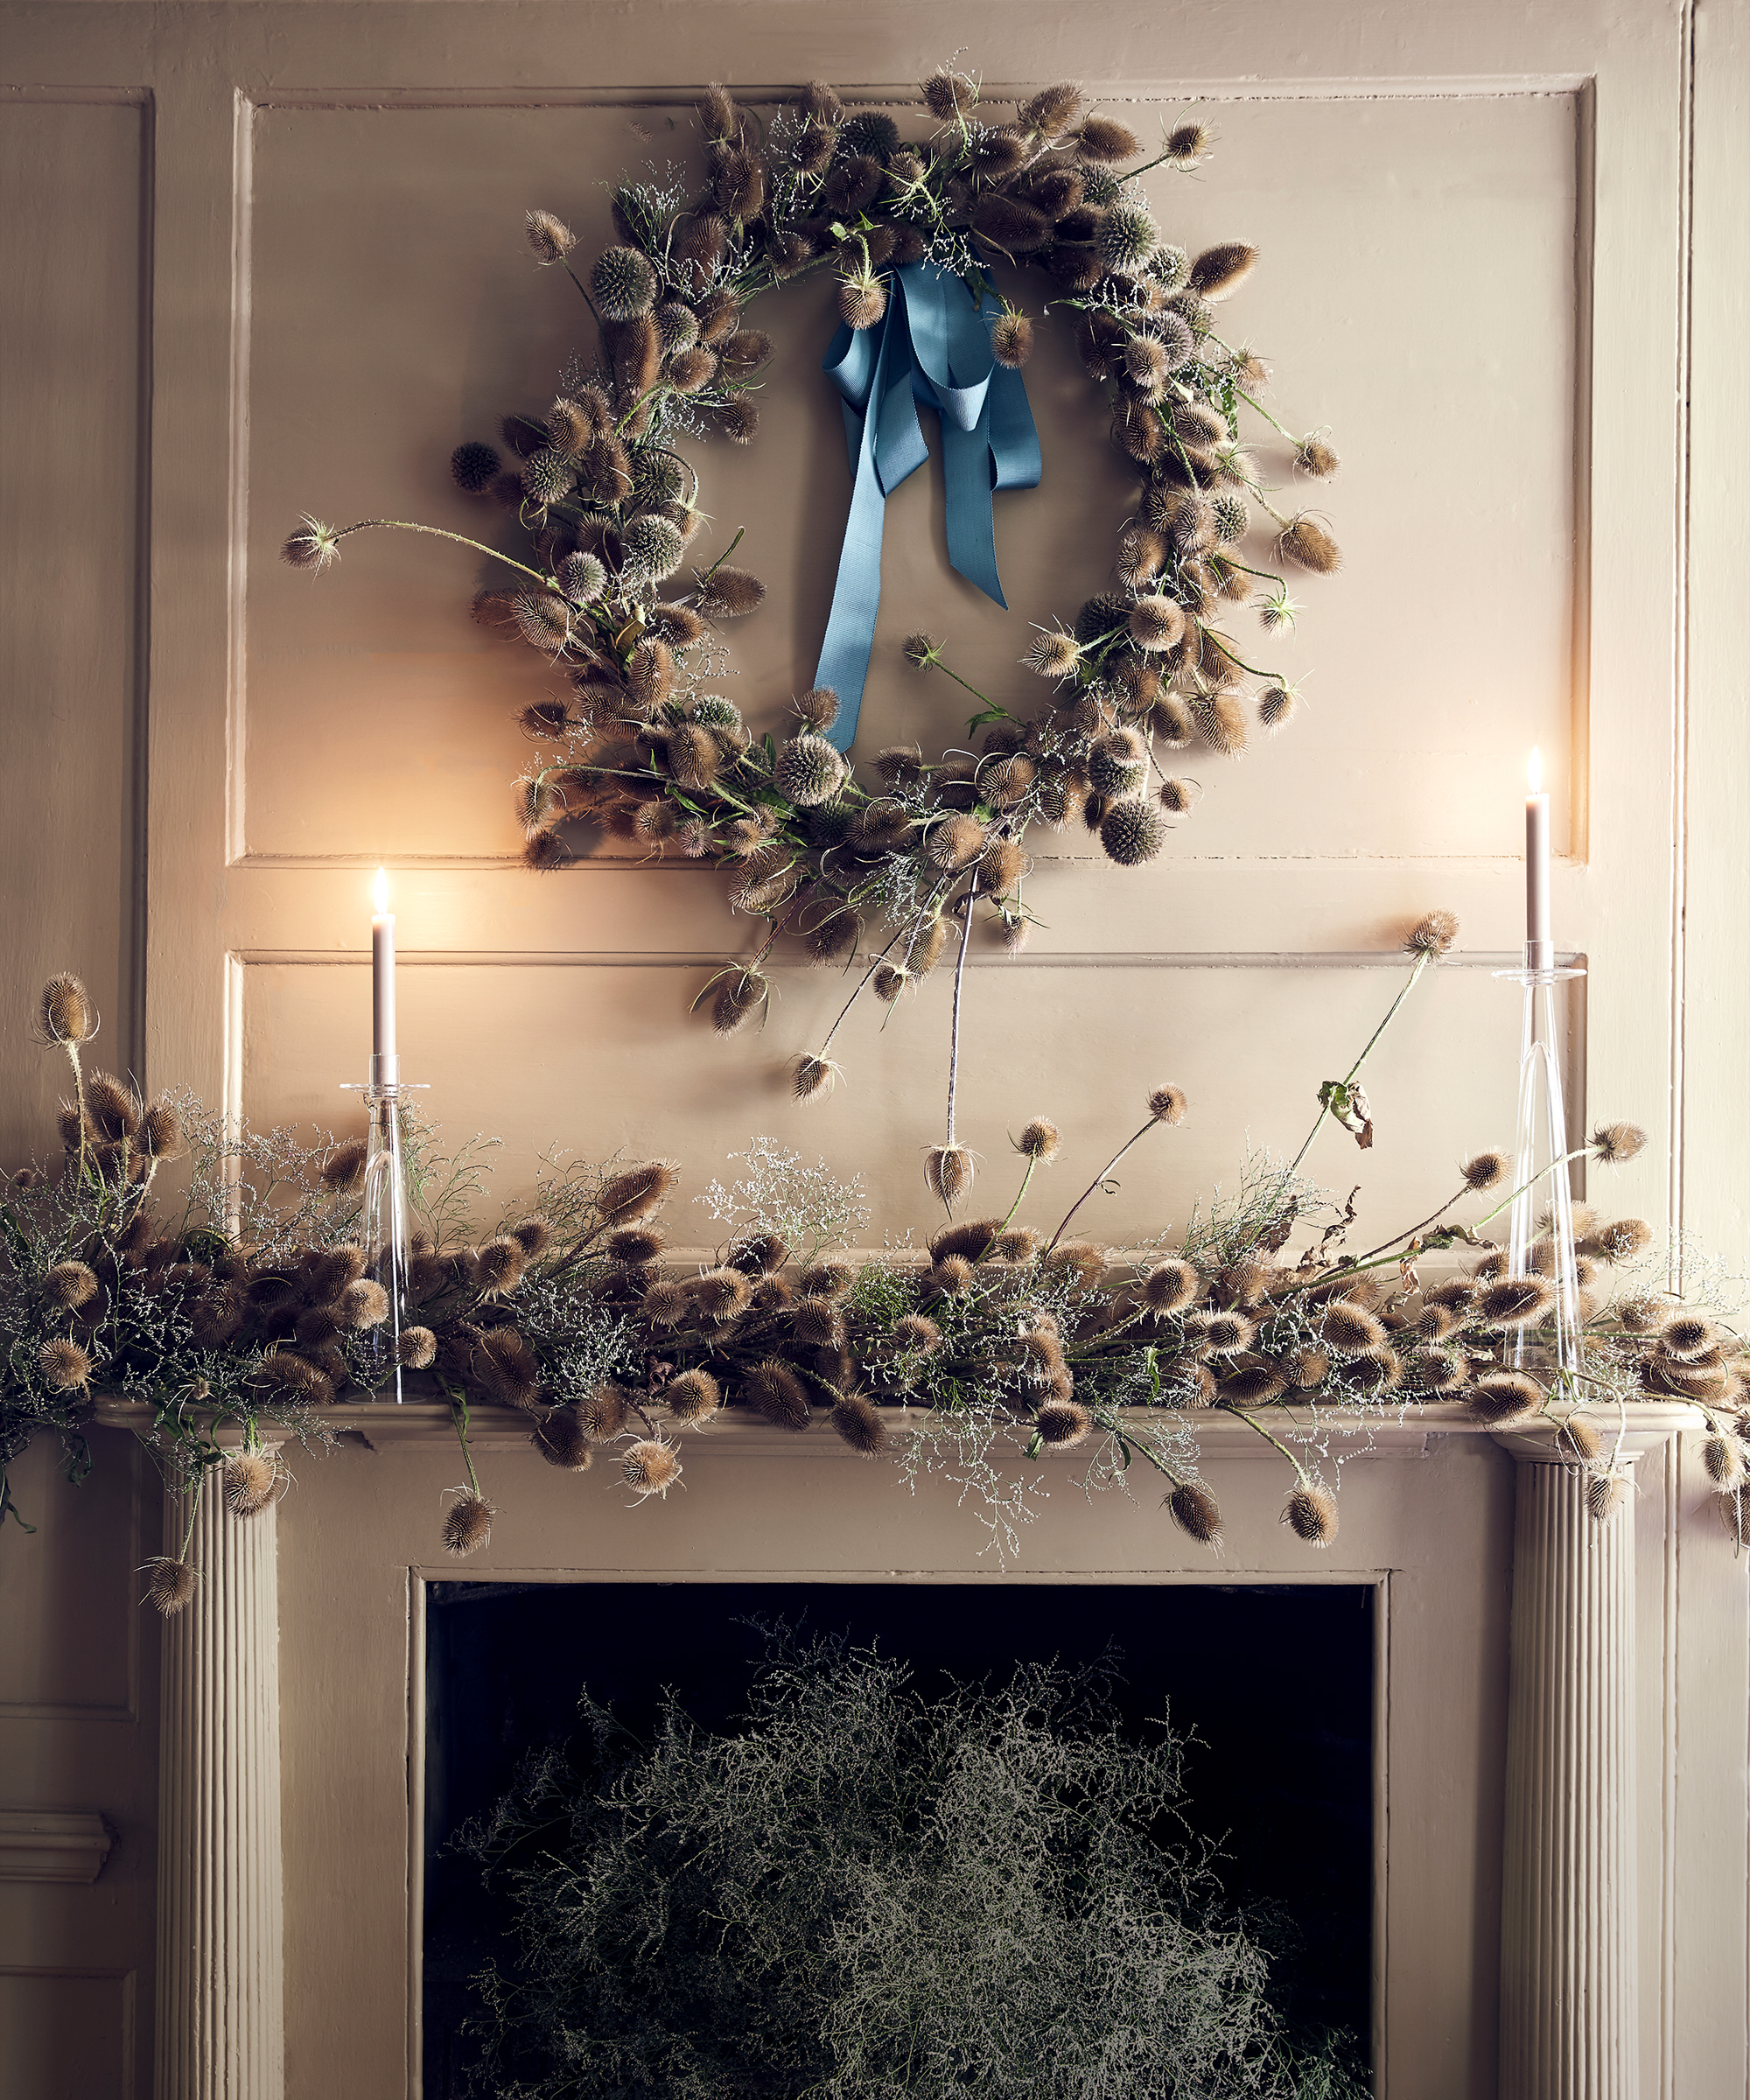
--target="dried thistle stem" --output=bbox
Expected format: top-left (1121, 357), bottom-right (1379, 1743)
top-left (943, 875), bottom-right (979, 1148)
top-left (1287, 948), bottom-right (1434, 1176)
top-left (1044, 1120), bottom-right (1158, 1257)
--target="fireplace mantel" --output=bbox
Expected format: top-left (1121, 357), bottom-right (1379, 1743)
top-left (98, 1397), bottom-right (1706, 2100)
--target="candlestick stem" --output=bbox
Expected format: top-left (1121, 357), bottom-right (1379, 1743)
top-left (358, 1080), bottom-right (412, 1401)
top-left (1501, 949), bottom-right (1586, 1389)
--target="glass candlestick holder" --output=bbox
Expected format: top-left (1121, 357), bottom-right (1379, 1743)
top-left (341, 1054), bottom-right (427, 1402)
top-left (1492, 942), bottom-right (1587, 1389)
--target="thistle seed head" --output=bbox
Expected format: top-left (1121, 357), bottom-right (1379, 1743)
top-left (1405, 908), bottom-right (1460, 956)
top-left (38, 1336), bottom-right (93, 1391)
top-left (1592, 1121), bottom-right (1648, 1166)
top-left (1014, 1118), bottom-right (1060, 1163)
top-left (1284, 1482), bottom-right (1338, 1544)
top-left (524, 209), bottom-right (576, 263)
top-left (1464, 1372), bottom-right (1543, 1426)
top-left (1167, 1480), bottom-right (1223, 1544)
top-left (924, 1144), bottom-right (976, 1208)
top-left (41, 1260), bottom-right (99, 1308)
top-left (1277, 514), bottom-right (1343, 575)
top-left (831, 1392), bottom-right (888, 1455)
top-left (145, 1556), bottom-right (200, 1614)
top-left (442, 1491), bottom-right (494, 1555)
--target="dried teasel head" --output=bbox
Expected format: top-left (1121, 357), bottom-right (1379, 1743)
top-left (1478, 1275), bottom-right (1557, 1328)
top-left (1404, 908), bottom-right (1460, 957)
top-left (746, 1358), bottom-right (810, 1432)
top-left (1591, 1121), bottom-right (1648, 1166)
top-left (1320, 1301), bottom-right (1385, 1353)
top-left (1046, 1242), bottom-right (1107, 1290)
top-left (524, 209), bottom-right (576, 263)
top-left (622, 1438), bottom-right (682, 1497)
top-left (1276, 514), bottom-right (1342, 576)
top-left (318, 1135), bottom-right (368, 1194)
top-left (1147, 1084), bottom-right (1188, 1126)
top-left (990, 311), bottom-right (1033, 368)
top-left (1464, 1372), bottom-right (1544, 1426)
top-left (222, 1448), bottom-right (280, 1516)
top-left (830, 1392), bottom-right (888, 1456)
top-left (1013, 1118), bottom-right (1060, 1163)
top-left (929, 1254), bottom-right (976, 1294)
top-left (398, 1326), bottom-right (438, 1369)
top-left (1283, 1482), bottom-right (1339, 1545)
top-left (1166, 1480), bottom-right (1223, 1545)
top-left (41, 1260), bottom-right (99, 1309)
top-left (1142, 1259), bottom-right (1201, 1314)
top-left (793, 1054), bottom-right (844, 1103)
top-left (38, 972), bottom-right (97, 1046)
top-left (442, 1490), bottom-right (494, 1556)
top-left (338, 1278), bottom-right (389, 1331)
top-left (474, 1237), bottom-right (528, 1298)
top-left (663, 1368), bottom-right (721, 1426)
top-left (144, 1556), bottom-right (200, 1615)
top-left (688, 1267), bottom-right (752, 1324)
top-left (38, 1337), bottom-right (93, 1391)
top-left (532, 1409), bottom-right (593, 1471)
top-left (923, 1144), bottom-right (976, 1208)
top-left (1462, 1150), bottom-right (1509, 1193)
top-left (1035, 1398), bottom-right (1092, 1448)
top-left (1661, 1310), bottom-right (1718, 1362)
top-left (597, 1161), bottom-right (676, 1225)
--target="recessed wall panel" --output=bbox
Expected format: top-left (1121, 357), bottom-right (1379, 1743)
top-left (246, 93), bottom-right (1578, 868)
top-left (0, 98), bottom-right (146, 1159)
top-left (239, 954), bottom-right (1560, 1250)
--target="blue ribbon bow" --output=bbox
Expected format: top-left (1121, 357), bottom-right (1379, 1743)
top-left (813, 262), bottom-right (1043, 753)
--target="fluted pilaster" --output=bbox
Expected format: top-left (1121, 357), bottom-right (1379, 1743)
top-left (1498, 1441), bottom-right (1639, 2099)
top-left (155, 1468), bottom-right (284, 2100)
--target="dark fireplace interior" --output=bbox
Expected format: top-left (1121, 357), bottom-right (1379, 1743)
top-left (422, 1580), bottom-right (1374, 2095)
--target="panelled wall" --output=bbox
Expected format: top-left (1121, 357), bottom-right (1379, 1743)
top-left (0, 3), bottom-right (1746, 2095)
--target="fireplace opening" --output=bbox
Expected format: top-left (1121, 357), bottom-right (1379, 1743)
top-left (422, 1581), bottom-right (1375, 2095)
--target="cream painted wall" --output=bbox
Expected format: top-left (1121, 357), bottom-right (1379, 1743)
top-left (0, 2), bottom-right (1746, 2094)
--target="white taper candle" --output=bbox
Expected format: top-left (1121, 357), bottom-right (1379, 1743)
top-left (1525, 749), bottom-right (1551, 965)
top-left (371, 866), bottom-right (396, 1068)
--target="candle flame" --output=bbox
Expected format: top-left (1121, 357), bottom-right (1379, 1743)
top-left (1527, 747), bottom-right (1543, 795)
top-left (373, 866), bottom-right (388, 915)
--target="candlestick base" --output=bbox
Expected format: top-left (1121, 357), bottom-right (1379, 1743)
top-left (1497, 954), bottom-right (1587, 1388)
top-left (339, 1074), bottom-right (428, 1402)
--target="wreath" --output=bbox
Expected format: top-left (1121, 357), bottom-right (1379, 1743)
top-left (284, 67), bottom-right (1341, 1117)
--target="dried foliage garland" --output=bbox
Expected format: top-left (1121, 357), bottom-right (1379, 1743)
top-left (4, 966), bottom-right (1736, 1606)
top-left (284, 67), bottom-right (1341, 1071)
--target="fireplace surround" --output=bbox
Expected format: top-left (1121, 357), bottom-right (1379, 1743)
top-left (97, 1394), bottom-right (1704, 2100)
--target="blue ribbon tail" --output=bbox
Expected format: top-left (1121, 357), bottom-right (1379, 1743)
top-left (811, 263), bottom-right (1042, 755)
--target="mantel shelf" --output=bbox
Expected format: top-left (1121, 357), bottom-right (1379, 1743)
top-left (89, 1396), bottom-right (1704, 1458)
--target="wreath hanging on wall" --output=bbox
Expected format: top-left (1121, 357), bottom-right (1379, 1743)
top-left (285, 68), bottom-right (1342, 1102)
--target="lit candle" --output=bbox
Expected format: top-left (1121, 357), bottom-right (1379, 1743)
top-left (1525, 748), bottom-right (1550, 964)
top-left (371, 866), bottom-right (396, 1077)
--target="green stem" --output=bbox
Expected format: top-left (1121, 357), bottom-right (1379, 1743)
top-left (1045, 1120), bottom-right (1157, 1258)
top-left (695, 527), bottom-right (745, 584)
top-left (441, 1381), bottom-right (482, 1496)
top-left (927, 652), bottom-right (998, 713)
top-left (943, 876), bottom-right (979, 1148)
top-left (812, 931), bottom-right (905, 1060)
top-left (1221, 1404), bottom-right (1310, 1477)
top-left (1287, 951), bottom-right (1432, 1177)
top-left (335, 520), bottom-right (550, 590)
top-left (997, 1155), bottom-right (1040, 1235)
top-left (176, 1475), bottom-right (203, 1561)
top-left (1200, 626), bottom-right (1285, 684)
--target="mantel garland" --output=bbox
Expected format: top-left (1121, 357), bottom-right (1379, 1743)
top-left (284, 68), bottom-right (1341, 1076)
top-left (3, 962), bottom-right (1743, 1606)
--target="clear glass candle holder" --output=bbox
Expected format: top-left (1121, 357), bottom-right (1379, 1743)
top-left (343, 1054), bottom-right (424, 1402)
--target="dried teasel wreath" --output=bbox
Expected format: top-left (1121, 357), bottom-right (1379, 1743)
top-left (7, 958), bottom-right (1746, 1604)
top-left (284, 69), bottom-right (1342, 1143)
